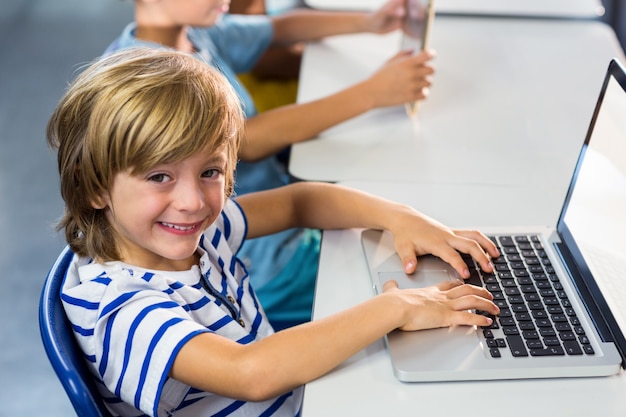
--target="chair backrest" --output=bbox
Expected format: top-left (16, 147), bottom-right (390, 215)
top-left (39, 246), bottom-right (112, 417)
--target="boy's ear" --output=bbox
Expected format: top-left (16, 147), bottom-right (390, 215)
top-left (90, 194), bottom-right (110, 210)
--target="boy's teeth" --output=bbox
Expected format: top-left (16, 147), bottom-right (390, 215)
top-left (163, 222), bottom-right (193, 231)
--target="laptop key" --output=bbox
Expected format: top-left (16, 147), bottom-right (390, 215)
top-left (525, 257), bottom-right (540, 265)
top-left (499, 317), bottom-right (516, 327)
top-left (563, 340), bottom-right (583, 355)
top-left (519, 321), bottom-right (536, 331)
top-left (490, 348), bottom-right (502, 358)
top-left (526, 340), bottom-right (544, 349)
top-left (555, 322), bottom-right (572, 332)
top-left (483, 274), bottom-right (499, 283)
top-left (583, 344), bottom-right (595, 355)
top-left (530, 346), bottom-right (565, 356)
top-left (503, 326), bottom-right (520, 336)
top-left (513, 269), bottom-right (530, 277)
top-left (543, 337), bottom-right (561, 346)
top-left (522, 330), bottom-right (539, 339)
top-left (503, 247), bottom-right (519, 255)
top-left (506, 335), bottom-right (529, 357)
top-left (466, 271), bottom-right (482, 287)
top-left (536, 318), bottom-right (552, 327)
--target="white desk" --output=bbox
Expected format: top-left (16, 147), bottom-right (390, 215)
top-left (303, 180), bottom-right (626, 416)
top-left (304, 0), bottom-right (605, 19)
top-left (295, 15), bottom-right (626, 417)
top-left (289, 17), bottom-right (625, 187)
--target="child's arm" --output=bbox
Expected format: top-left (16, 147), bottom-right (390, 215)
top-left (236, 181), bottom-right (497, 277)
top-left (240, 49), bottom-right (434, 161)
top-left (169, 183), bottom-right (500, 401)
top-left (270, 0), bottom-right (406, 44)
top-left (171, 275), bottom-right (498, 402)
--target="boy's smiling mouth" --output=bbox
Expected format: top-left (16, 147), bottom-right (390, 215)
top-left (159, 221), bottom-right (203, 233)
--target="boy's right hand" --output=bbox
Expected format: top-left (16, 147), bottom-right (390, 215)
top-left (364, 49), bottom-right (435, 108)
top-left (382, 278), bottom-right (499, 331)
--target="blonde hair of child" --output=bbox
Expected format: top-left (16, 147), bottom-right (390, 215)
top-left (47, 47), bottom-right (243, 261)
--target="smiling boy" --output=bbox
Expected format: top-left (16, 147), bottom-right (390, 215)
top-left (47, 48), bottom-right (498, 416)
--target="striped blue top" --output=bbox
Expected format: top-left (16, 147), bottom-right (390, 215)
top-left (61, 199), bottom-right (304, 416)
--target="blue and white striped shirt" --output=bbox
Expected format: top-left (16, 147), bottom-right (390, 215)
top-left (61, 199), bottom-right (304, 416)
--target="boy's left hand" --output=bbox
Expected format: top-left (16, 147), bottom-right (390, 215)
top-left (366, 0), bottom-right (407, 34)
top-left (390, 211), bottom-right (500, 279)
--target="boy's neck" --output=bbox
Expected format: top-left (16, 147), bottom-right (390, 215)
top-left (135, 25), bottom-right (195, 53)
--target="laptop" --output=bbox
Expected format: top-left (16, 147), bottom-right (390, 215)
top-left (361, 58), bottom-right (626, 382)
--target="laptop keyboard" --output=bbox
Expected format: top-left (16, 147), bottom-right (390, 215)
top-left (463, 235), bottom-right (595, 359)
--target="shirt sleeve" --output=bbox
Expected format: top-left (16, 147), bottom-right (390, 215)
top-left (206, 14), bottom-right (274, 74)
top-left (207, 198), bottom-right (248, 255)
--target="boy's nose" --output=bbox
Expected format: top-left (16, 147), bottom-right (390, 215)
top-left (174, 180), bottom-right (206, 211)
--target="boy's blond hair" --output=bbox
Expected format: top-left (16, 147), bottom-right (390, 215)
top-left (47, 48), bottom-right (244, 261)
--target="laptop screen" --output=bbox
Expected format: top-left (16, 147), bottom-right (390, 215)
top-left (557, 59), bottom-right (626, 362)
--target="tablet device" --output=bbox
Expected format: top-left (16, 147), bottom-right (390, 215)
top-left (401, 0), bottom-right (435, 117)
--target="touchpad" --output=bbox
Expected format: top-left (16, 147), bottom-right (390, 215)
top-left (378, 270), bottom-right (453, 290)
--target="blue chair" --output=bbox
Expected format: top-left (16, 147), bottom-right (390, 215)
top-left (39, 246), bottom-right (112, 417)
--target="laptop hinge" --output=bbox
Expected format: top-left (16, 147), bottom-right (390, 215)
top-left (555, 240), bottom-right (626, 367)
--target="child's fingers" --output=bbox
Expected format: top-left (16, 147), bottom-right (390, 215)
top-left (431, 246), bottom-right (474, 279)
top-left (455, 229), bottom-right (500, 257)
top-left (394, 239), bottom-right (419, 274)
top-left (382, 279), bottom-right (401, 293)
top-left (453, 295), bottom-right (499, 316)
top-left (413, 49), bottom-right (436, 64)
top-left (395, 236), bottom-right (470, 278)
top-left (434, 279), bottom-right (465, 291)
top-left (448, 309), bottom-right (495, 327)
top-left (442, 280), bottom-right (493, 300)
top-left (388, 49), bottom-right (415, 62)
top-left (452, 231), bottom-right (499, 273)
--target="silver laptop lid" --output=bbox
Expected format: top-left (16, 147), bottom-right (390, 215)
top-left (555, 58), bottom-right (626, 366)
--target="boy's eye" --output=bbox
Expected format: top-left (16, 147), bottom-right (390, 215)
top-left (202, 169), bottom-right (221, 178)
top-left (148, 173), bottom-right (170, 183)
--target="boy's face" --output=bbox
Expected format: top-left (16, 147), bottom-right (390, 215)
top-left (151, 0), bottom-right (231, 27)
top-left (97, 147), bottom-right (229, 271)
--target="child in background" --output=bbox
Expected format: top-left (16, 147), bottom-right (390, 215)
top-left (48, 48), bottom-right (497, 417)
top-left (104, 0), bottom-right (436, 330)
top-left (229, 0), bottom-right (303, 112)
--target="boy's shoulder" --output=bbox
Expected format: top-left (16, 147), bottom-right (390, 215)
top-left (199, 13), bottom-right (273, 41)
top-left (199, 198), bottom-right (248, 257)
